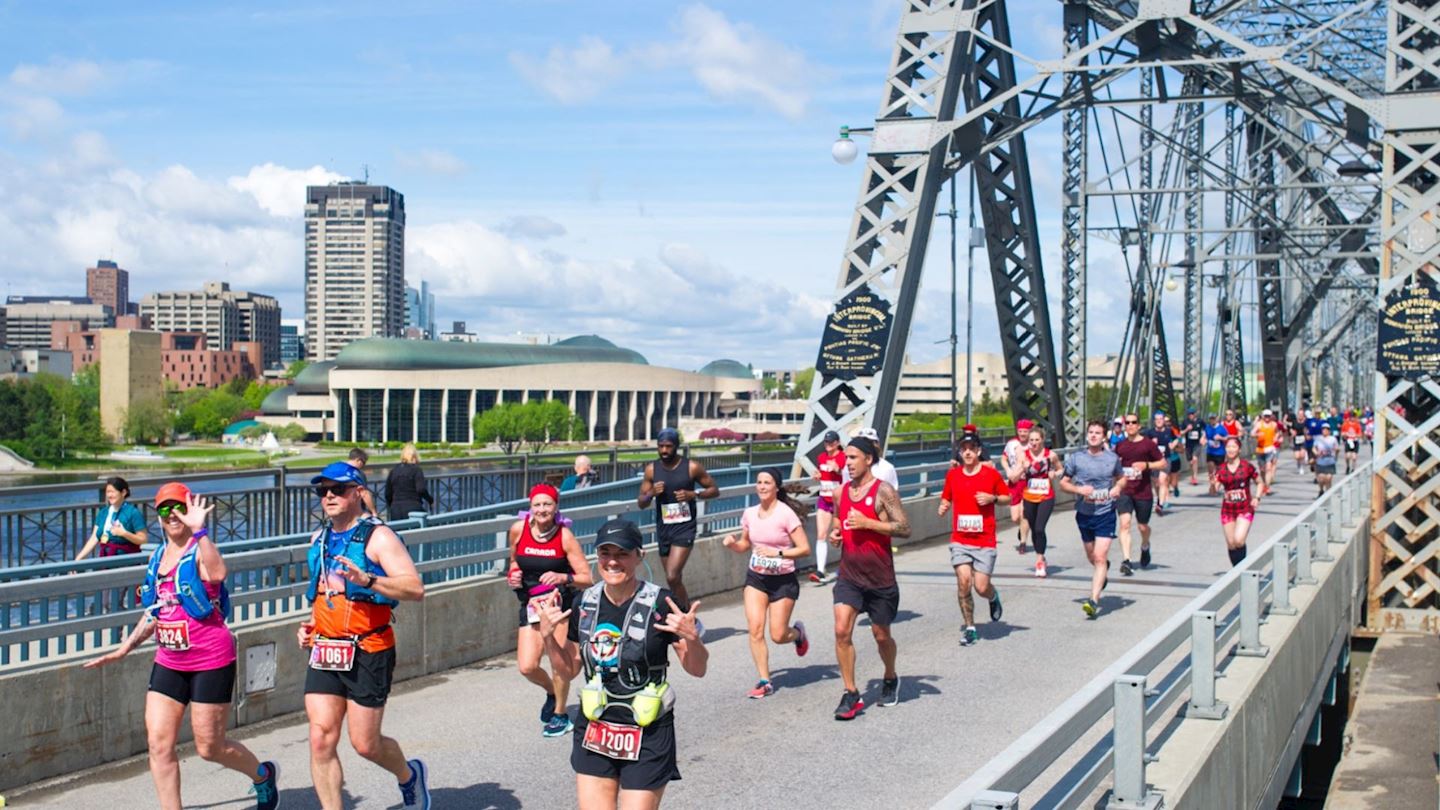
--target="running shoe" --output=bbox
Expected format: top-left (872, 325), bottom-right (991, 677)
top-left (1154, 503), bottom-right (1165, 517)
top-left (1190, 477), bottom-right (1198, 486)
top-left (1017, 540), bottom-right (1028, 555)
top-left (794, 620), bottom-right (810, 657)
top-left (540, 692), bottom-right (556, 722)
top-left (1120, 560), bottom-right (1134, 577)
top-left (1173, 486), bottom-right (1180, 497)
top-left (1140, 546), bottom-right (1151, 569)
top-left (542, 713), bottom-right (573, 737)
top-left (748, 680), bottom-right (775, 699)
top-left (960, 625), bottom-right (979, 646)
top-left (879, 677), bottom-right (900, 707)
top-left (251, 761), bottom-right (279, 810)
top-left (988, 590), bottom-right (1003, 622)
top-left (1034, 559), bottom-right (1047, 578)
top-left (1081, 599), bottom-right (1099, 618)
top-left (399, 759), bottom-right (430, 809)
top-left (808, 571), bottom-right (824, 584)
top-left (834, 690), bottom-right (864, 720)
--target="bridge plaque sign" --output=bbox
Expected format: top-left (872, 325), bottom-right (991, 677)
top-left (815, 285), bottom-right (893, 380)
top-left (1377, 271), bottom-right (1440, 380)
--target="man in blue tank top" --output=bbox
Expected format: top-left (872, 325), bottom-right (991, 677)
top-left (637, 428), bottom-right (719, 615)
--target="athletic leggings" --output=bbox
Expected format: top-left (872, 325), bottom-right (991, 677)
top-left (1023, 499), bottom-right (1055, 555)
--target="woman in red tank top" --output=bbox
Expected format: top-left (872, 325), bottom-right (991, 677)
top-left (507, 483), bottom-right (594, 737)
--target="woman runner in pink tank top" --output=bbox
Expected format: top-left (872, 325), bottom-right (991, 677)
top-left (85, 483), bottom-right (280, 810)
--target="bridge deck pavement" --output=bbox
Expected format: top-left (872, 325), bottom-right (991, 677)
top-left (12, 463), bottom-right (1333, 809)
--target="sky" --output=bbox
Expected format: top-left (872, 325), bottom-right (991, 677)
top-left (0, 0), bottom-right (1205, 373)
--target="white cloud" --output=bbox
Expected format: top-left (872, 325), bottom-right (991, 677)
top-left (511, 4), bottom-right (813, 120)
top-left (227, 163), bottom-right (348, 218)
top-left (395, 148), bottom-right (469, 177)
top-left (8, 58), bottom-right (106, 96)
top-left (496, 215), bottom-right (567, 240)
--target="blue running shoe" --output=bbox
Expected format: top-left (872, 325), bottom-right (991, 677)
top-left (543, 712), bottom-right (574, 737)
top-left (250, 761), bottom-right (279, 810)
top-left (540, 692), bottom-right (556, 722)
top-left (400, 758), bottom-right (430, 809)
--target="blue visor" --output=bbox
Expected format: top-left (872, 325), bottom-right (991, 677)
top-left (310, 461), bottom-right (367, 486)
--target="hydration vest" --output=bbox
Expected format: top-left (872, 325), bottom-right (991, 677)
top-left (305, 517), bottom-right (399, 607)
top-left (578, 581), bottom-right (666, 694)
top-left (139, 539), bottom-right (231, 621)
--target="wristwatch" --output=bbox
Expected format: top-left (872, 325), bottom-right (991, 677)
top-left (364, 573), bottom-right (377, 588)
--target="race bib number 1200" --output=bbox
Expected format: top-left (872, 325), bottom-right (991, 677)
top-left (582, 718), bottom-right (642, 761)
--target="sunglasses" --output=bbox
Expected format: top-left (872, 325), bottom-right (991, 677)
top-left (1124, 419), bottom-right (1140, 424)
top-left (314, 484), bottom-right (355, 498)
top-left (156, 502), bottom-right (187, 519)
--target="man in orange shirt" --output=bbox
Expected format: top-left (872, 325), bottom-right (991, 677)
top-left (1250, 410), bottom-right (1281, 495)
top-left (1340, 412), bottom-right (1363, 473)
top-left (299, 462), bottom-right (431, 809)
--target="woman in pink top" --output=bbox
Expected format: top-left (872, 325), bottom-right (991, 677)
top-left (85, 482), bottom-right (279, 810)
top-left (721, 467), bottom-right (813, 698)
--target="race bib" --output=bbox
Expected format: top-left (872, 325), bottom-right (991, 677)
top-left (819, 480), bottom-right (838, 497)
top-left (309, 638), bottom-right (357, 672)
top-left (1124, 467), bottom-right (1142, 480)
top-left (525, 594), bottom-right (554, 625)
top-left (1225, 489), bottom-right (1250, 504)
top-left (1087, 489), bottom-right (1113, 504)
top-left (955, 514), bottom-right (983, 533)
top-left (582, 718), bottom-right (642, 761)
top-left (660, 501), bottom-right (692, 525)
top-left (750, 552), bottom-right (785, 573)
top-left (155, 620), bottom-right (190, 652)
top-left (1026, 478), bottom-right (1051, 496)
top-left (1188, 431), bottom-right (1200, 440)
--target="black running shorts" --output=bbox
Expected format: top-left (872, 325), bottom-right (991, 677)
top-left (571, 715), bottom-right (680, 791)
top-left (744, 570), bottom-right (800, 602)
top-left (833, 577), bottom-right (900, 627)
top-left (304, 646), bottom-right (397, 708)
top-left (149, 660), bottom-right (236, 706)
top-left (1115, 494), bottom-right (1154, 525)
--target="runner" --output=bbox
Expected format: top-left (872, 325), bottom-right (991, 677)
top-left (810, 430), bottom-right (845, 586)
top-left (1250, 409), bottom-right (1280, 495)
top-left (1142, 412), bottom-right (1177, 515)
top-left (84, 484), bottom-right (280, 810)
top-left (939, 430), bottom-right (1009, 645)
top-left (847, 427), bottom-right (900, 489)
top-left (537, 518), bottom-right (708, 810)
top-left (720, 467), bottom-right (811, 698)
top-left (1108, 418), bottom-right (1126, 450)
top-left (1363, 408), bottom-right (1375, 446)
top-left (1209, 436), bottom-right (1261, 566)
top-left (1221, 409), bottom-right (1243, 441)
top-left (1163, 413), bottom-right (1183, 498)
top-left (1059, 421), bottom-right (1126, 618)
top-left (999, 419), bottom-right (1034, 553)
top-left (300, 461), bottom-right (430, 810)
top-left (1115, 413), bottom-right (1164, 574)
top-left (1341, 411), bottom-right (1362, 474)
top-left (1289, 411), bottom-right (1309, 473)
top-left (829, 435), bottom-right (911, 719)
top-left (1180, 409), bottom-right (1206, 487)
top-left (1010, 427), bottom-right (1061, 578)
top-left (1312, 424), bottom-right (1340, 495)
top-left (1304, 410), bottom-right (1328, 475)
top-left (637, 428), bottom-right (719, 615)
top-left (508, 482), bottom-right (594, 737)
top-left (1204, 414), bottom-right (1229, 479)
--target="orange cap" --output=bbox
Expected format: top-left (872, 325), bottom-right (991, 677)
top-left (154, 482), bottom-right (192, 508)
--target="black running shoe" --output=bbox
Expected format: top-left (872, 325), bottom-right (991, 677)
top-left (834, 690), bottom-right (864, 721)
top-left (1140, 546), bottom-right (1151, 569)
top-left (880, 677), bottom-right (900, 707)
top-left (988, 590), bottom-right (1003, 622)
top-left (1120, 560), bottom-right (1134, 577)
top-left (540, 692), bottom-right (556, 722)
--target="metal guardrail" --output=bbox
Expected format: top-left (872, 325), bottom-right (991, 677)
top-left (0, 430), bottom-right (992, 567)
top-left (933, 462), bottom-right (1373, 810)
top-left (0, 449), bottom-right (957, 668)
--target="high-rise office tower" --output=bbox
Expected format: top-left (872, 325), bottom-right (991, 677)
top-left (404, 280), bottom-right (436, 339)
top-left (86, 260), bottom-right (130, 316)
top-left (139, 281), bottom-right (281, 366)
top-left (304, 183), bottom-right (406, 361)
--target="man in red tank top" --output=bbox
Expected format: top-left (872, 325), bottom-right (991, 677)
top-left (829, 436), bottom-right (911, 720)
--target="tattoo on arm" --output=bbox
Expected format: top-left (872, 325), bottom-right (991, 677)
top-left (876, 483), bottom-right (911, 538)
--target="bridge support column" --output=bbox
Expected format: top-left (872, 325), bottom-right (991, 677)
top-left (1236, 570), bottom-right (1270, 657)
top-left (1108, 675), bottom-right (1162, 809)
top-left (1186, 611), bottom-right (1228, 720)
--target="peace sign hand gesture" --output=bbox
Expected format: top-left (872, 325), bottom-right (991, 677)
top-left (655, 596), bottom-right (702, 643)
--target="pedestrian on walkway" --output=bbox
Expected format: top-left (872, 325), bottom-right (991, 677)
top-left (939, 431), bottom-right (1009, 645)
top-left (1009, 427), bottom-right (1060, 578)
top-left (721, 467), bottom-right (811, 699)
top-left (637, 428), bottom-right (719, 618)
top-left (85, 484), bottom-right (280, 810)
top-left (1210, 436), bottom-right (1261, 566)
top-left (384, 443), bottom-right (435, 521)
top-left (75, 476), bottom-right (148, 561)
top-left (829, 435), bottom-right (911, 719)
top-left (1060, 422), bottom-right (1125, 618)
top-left (1180, 409), bottom-right (1206, 487)
top-left (508, 482), bottom-right (594, 737)
top-left (810, 430), bottom-right (845, 585)
top-left (1115, 414), bottom-right (1164, 575)
top-left (537, 518), bottom-right (708, 810)
top-left (300, 461), bottom-right (430, 810)
top-left (1312, 424), bottom-right (1340, 494)
top-left (1000, 419), bottom-right (1034, 553)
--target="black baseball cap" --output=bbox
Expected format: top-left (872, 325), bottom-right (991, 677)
top-left (958, 431), bottom-right (984, 448)
top-left (823, 430), bottom-right (841, 443)
top-left (595, 518), bottom-right (644, 552)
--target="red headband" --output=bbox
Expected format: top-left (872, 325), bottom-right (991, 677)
top-left (529, 483), bottom-right (560, 503)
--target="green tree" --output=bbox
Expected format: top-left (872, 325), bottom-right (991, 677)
top-left (239, 424), bottom-right (268, 440)
top-left (277, 422), bottom-right (308, 442)
top-left (123, 396), bottom-right (173, 445)
top-left (523, 400), bottom-right (584, 452)
top-left (472, 402), bottom-right (526, 454)
top-left (283, 360), bottom-right (309, 379)
top-left (791, 367), bottom-right (815, 399)
top-left (242, 380), bottom-right (277, 410)
top-left (179, 390), bottom-right (246, 438)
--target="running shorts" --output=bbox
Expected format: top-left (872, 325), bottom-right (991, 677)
top-left (304, 646), bottom-right (397, 708)
top-left (1115, 494), bottom-right (1154, 525)
top-left (1256, 449), bottom-right (1276, 465)
top-left (518, 587), bottom-right (577, 628)
top-left (1076, 510), bottom-right (1118, 543)
top-left (571, 714), bottom-right (680, 790)
top-left (656, 524), bottom-right (697, 557)
top-left (1007, 480), bottom-right (1025, 504)
top-left (816, 497), bottom-right (834, 514)
top-left (1315, 461), bottom-right (1337, 475)
top-left (149, 661), bottom-right (236, 705)
top-left (1220, 510), bottom-right (1255, 525)
top-left (744, 570), bottom-right (800, 602)
top-left (833, 577), bottom-right (900, 627)
top-left (948, 543), bottom-right (998, 575)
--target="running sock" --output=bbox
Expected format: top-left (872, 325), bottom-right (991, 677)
top-left (815, 535), bottom-right (829, 574)
top-left (1227, 546), bottom-right (1247, 566)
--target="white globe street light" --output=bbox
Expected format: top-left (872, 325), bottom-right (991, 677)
top-left (832, 126), bottom-right (859, 165)
top-left (1164, 277), bottom-right (1179, 292)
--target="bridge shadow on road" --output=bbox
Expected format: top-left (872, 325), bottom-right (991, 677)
top-left (430, 782), bottom-right (522, 809)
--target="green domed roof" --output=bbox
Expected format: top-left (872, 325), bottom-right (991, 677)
top-left (333, 337), bottom-right (649, 371)
top-left (293, 362), bottom-right (335, 394)
top-left (698, 359), bottom-right (754, 379)
top-left (261, 385), bottom-right (295, 415)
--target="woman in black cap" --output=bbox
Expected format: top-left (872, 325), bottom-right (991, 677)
top-left (537, 518), bottom-right (708, 809)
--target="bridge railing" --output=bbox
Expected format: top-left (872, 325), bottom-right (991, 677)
top-left (0, 450), bottom-right (957, 669)
top-left (932, 462), bottom-right (1373, 810)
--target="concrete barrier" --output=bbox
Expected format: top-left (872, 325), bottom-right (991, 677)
top-left (2, 493), bottom-right (967, 791)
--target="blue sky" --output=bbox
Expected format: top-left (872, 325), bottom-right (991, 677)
top-left (0, 0), bottom-right (1191, 372)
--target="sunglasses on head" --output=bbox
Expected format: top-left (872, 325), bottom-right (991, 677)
top-left (315, 483), bottom-right (354, 498)
top-left (156, 502), bottom-right (187, 519)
